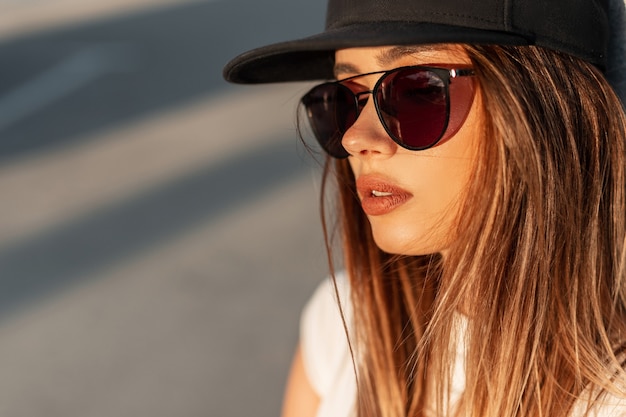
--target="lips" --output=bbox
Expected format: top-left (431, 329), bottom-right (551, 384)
top-left (356, 176), bottom-right (413, 216)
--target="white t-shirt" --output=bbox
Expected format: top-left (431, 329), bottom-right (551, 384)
top-left (300, 274), bottom-right (626, 417)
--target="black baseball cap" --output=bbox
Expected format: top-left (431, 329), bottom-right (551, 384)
top-left (223, 0), bottom-right (610, 84)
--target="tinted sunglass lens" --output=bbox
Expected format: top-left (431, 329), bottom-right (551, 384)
top-left (377, 68), bottom-right (448, 150)
top-left (302, 84), bottom-right (355, 158)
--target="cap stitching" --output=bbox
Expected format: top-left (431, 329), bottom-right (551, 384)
top-left (330, 12), bottom-right (501, 28)
top-left (422, 11), bottom-right (500, 25)
top-left (503, 0), bottom-right (513, 31)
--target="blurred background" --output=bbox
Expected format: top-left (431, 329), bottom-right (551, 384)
top-left (0, 0), bottom-right (328, 415)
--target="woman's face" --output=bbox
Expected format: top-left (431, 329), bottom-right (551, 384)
top-left (335, 45), bottom-right (483, 256)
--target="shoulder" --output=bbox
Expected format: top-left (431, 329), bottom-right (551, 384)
top-left (299, 272), bottom-right (352, 396)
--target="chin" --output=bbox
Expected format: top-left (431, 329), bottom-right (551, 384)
top-left (370, 224), bottom-right (449, 257)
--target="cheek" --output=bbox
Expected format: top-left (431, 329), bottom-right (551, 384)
top-left (353, 152), bottom-right (474, 256)
top-left (347, 89), bottom-right (483, 256)
top-left (427, 149), bottom-right (476, 213)
top-left (374, 116), bottom-right (481, 254)
top-left (427, 90), bottom-right (483, 213)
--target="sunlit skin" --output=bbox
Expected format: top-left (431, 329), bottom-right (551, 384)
top-left (336, 45), bottom-right (483, 256)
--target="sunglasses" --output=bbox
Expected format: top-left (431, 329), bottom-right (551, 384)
top-left (301, 65), bottom-right (476, 159)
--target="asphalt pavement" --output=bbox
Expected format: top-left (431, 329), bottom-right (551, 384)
top-left (0, 1), bottom-right (328, 416)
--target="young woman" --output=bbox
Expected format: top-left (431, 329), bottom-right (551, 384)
top-left (224, 0), bottom-right (626, 416)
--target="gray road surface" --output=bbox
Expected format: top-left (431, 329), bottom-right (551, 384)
top-left (0, 1), bottom-right (329, 416)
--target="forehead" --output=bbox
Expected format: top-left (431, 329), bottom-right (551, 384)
top-left (334, 45), bottom-right (470, 77)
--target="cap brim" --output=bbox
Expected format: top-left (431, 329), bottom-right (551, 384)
top-left (223, 22), bottom-right (529, 84)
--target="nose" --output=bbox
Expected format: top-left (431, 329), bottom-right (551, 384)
top-left (341, 94), bottom-right (398, 159)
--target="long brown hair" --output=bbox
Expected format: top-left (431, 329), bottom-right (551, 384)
top-left (319, 45), bottom-right (626, 417)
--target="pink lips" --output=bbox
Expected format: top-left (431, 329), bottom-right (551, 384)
top-left (356, 176), bottom-right (413, 216)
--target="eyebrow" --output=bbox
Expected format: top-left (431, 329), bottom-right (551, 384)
top-left (375, 45), bottom-right (439, 67)
top-left (333, 62), bottom-right (360, 78)
top-left (333, 45), bottom-right (441, 79)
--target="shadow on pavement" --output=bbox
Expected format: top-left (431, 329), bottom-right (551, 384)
top-left (0, 136), bottom-right (318, 319)
top-left (0, 0), bottom-right (325, 161)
